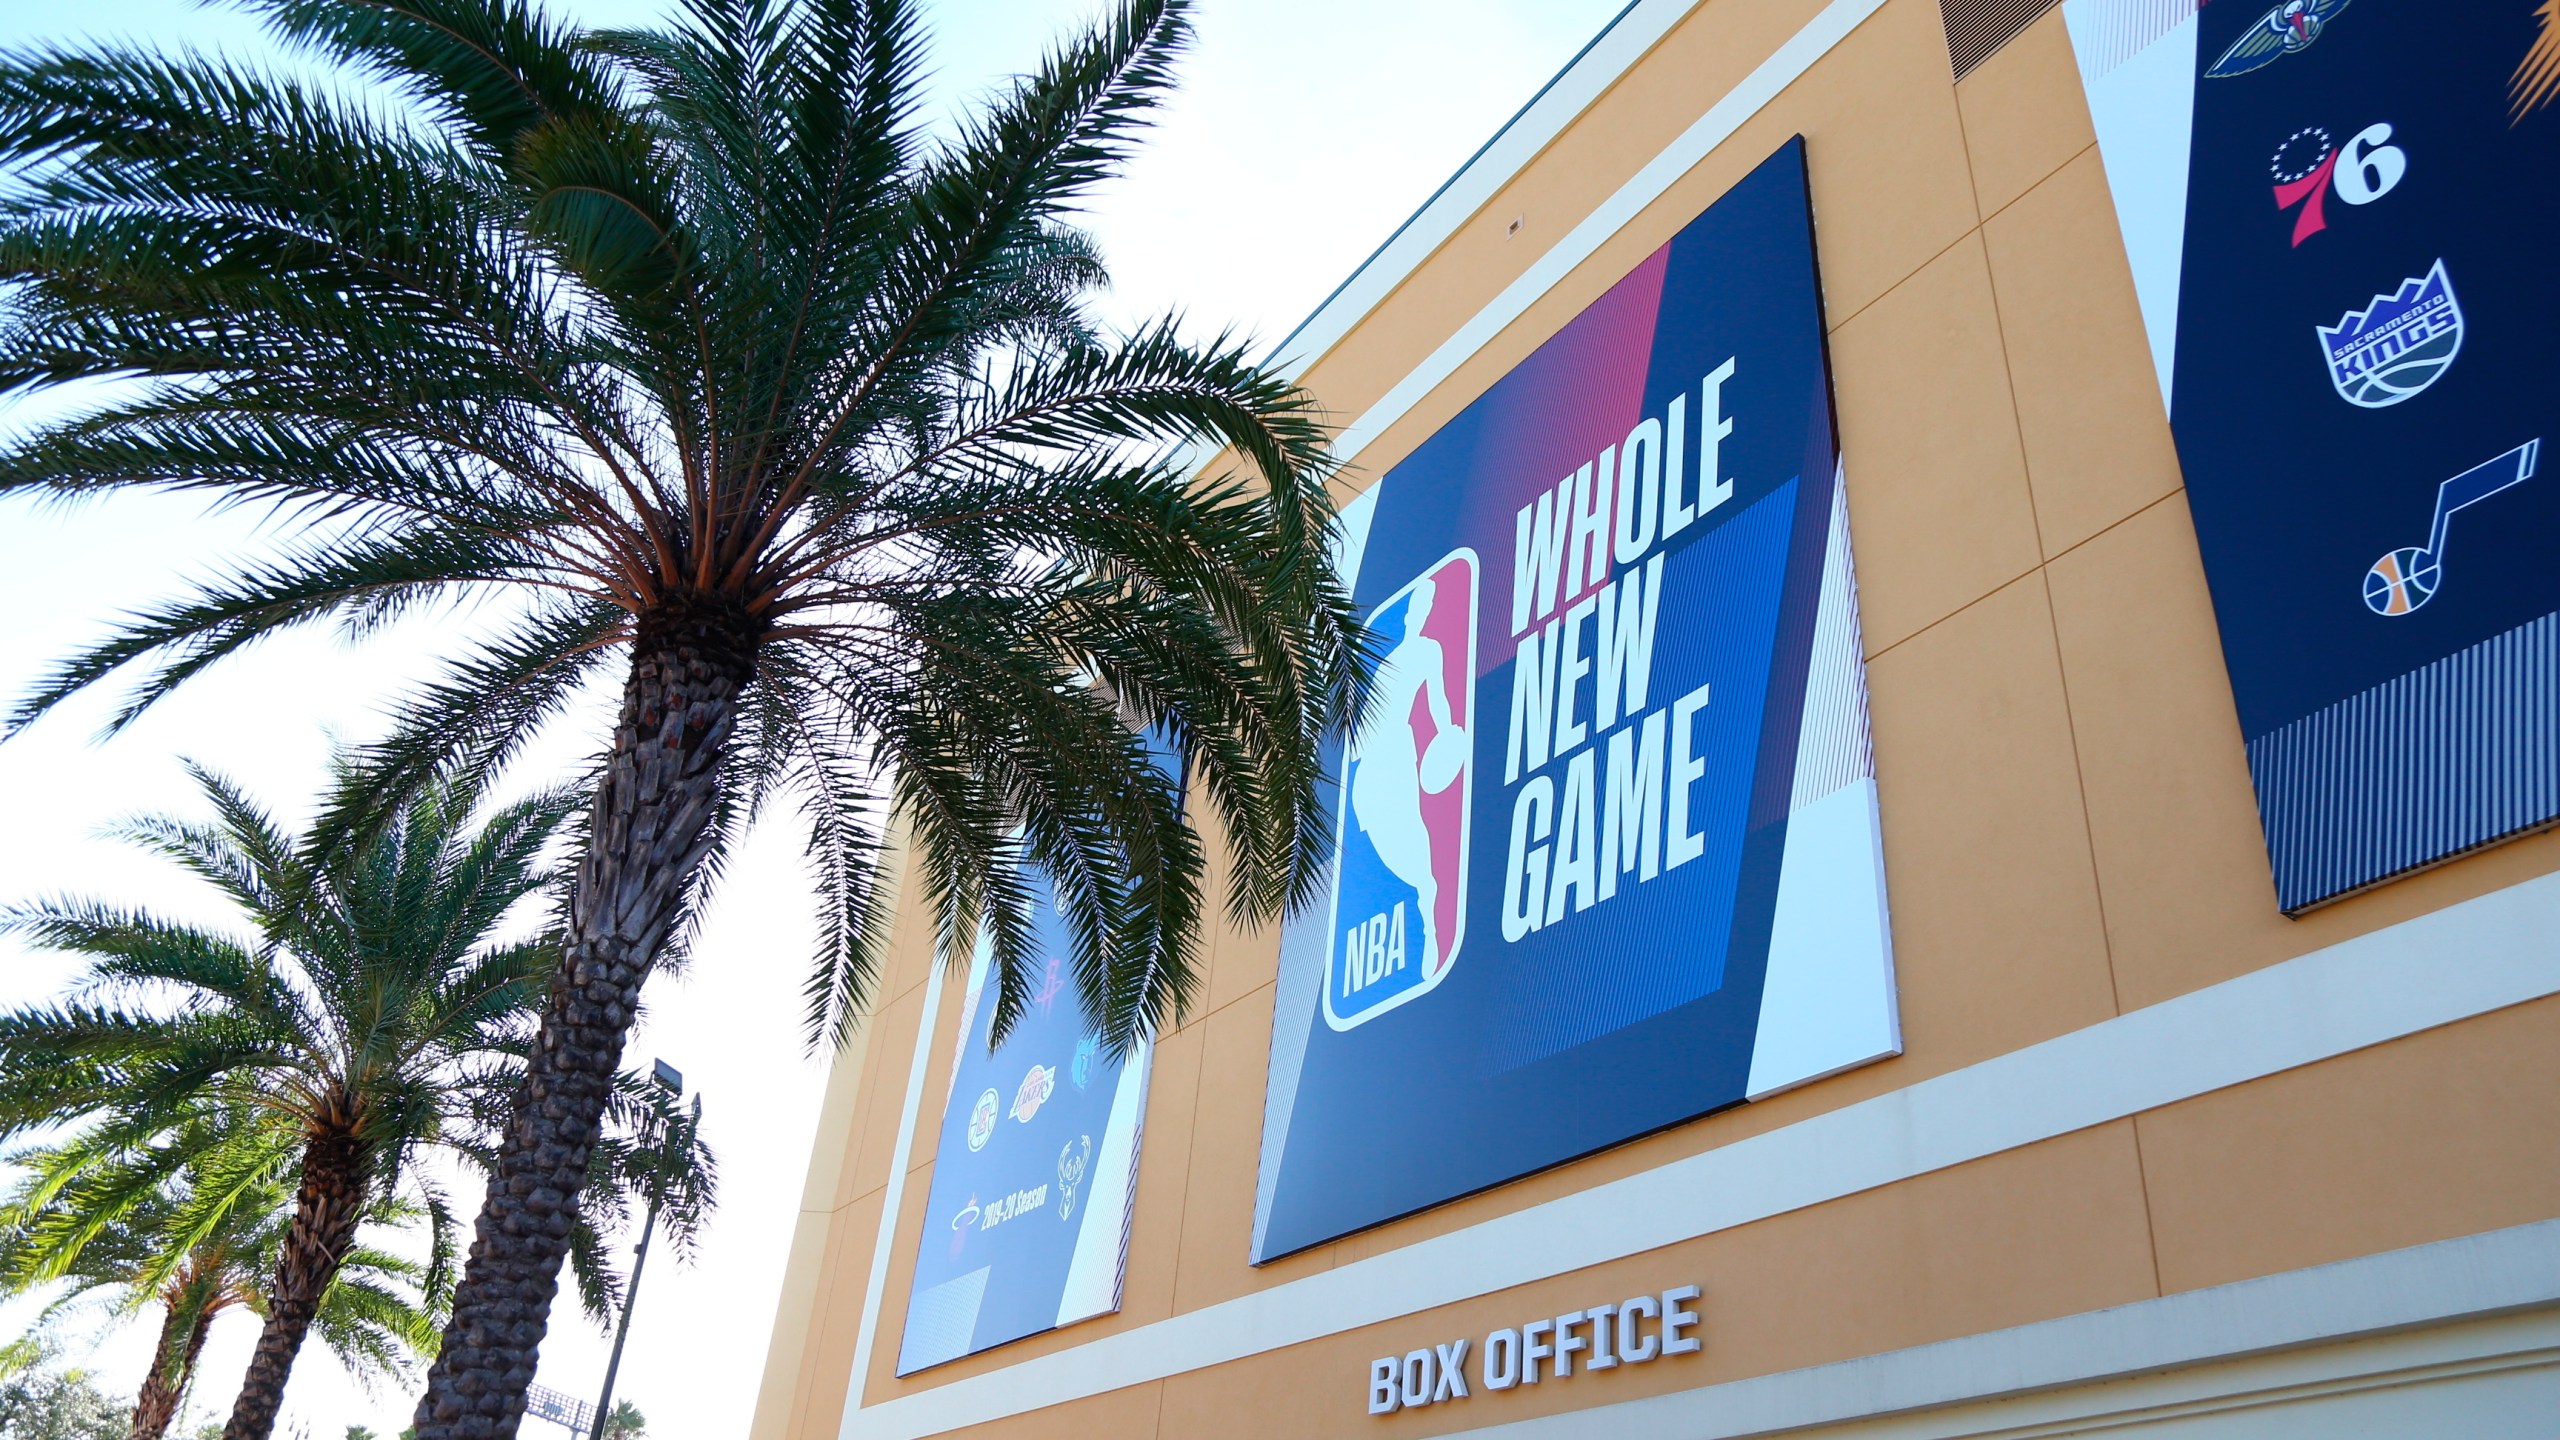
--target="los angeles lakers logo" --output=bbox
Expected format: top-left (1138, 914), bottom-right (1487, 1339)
top-left (1323, 551), bottom-right (1478, 1031)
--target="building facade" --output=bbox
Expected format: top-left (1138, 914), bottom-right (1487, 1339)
top-left (750, 1), bottom-right (2560, 1436)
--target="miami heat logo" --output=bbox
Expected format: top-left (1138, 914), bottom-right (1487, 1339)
top-left (1323, 551), bottom-right (1478, 1031)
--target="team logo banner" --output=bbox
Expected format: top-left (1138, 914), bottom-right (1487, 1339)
top-left (2064, 0), bottom-right (2560, 910)
top-left (898, 877), bottom-right (1156, 1372)
top-left (1251, 140), bottom-right (1898, 1263)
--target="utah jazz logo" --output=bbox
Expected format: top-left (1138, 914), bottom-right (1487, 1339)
top-left (2364, 441), bottom-right (2540, 617)
top-left (2208, 0), bottom-right (2352, 79)
top-left (1323, 551), bottom-right (1478, 1032)
top-left (2319, 261), bottom-right (2464, 409)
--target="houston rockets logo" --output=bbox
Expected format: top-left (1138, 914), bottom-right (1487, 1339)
top-left (1322, 550), bottom-right (1478, 1032)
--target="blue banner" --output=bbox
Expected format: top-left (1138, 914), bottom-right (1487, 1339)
top-left (1251, 141), bottom-right (1898, 1263)
top-left (2069, 0), bottom-right (2560, 910)
top-left (897, 884), bottom-right (1154, 1372)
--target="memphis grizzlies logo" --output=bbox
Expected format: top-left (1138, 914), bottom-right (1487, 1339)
top-left (2319, 260), bottom-right (2464, 408)
top-left (1323, 551), bottom-right (1478, 1032)
top-left (2207, 0), bottom-right (2352, 79)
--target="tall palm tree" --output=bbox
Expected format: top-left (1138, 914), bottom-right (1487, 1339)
top-left (0, 1120), bottom-right (443, 1440)
top-left (0, 764), bottom-right (707, 1440)
top-left (0, 0), bottom-right (1364, 1434)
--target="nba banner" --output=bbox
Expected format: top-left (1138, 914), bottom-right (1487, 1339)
top-left (2063, 0), bottom-right (2560, 911)
top-left (1250, 140), bottom-right (1899, 1262)
top-left (898, 881), bottom-right (1154, 1372)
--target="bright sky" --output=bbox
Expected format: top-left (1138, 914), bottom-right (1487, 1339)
top-left (0, 3), bottom-right (1627, 1439)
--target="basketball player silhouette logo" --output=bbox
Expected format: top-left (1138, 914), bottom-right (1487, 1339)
top-left (1324, 550), bottom-right (1478, 1031)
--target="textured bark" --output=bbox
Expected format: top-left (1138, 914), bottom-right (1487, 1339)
top-left (412, 605), bottom-right (754, 1440)
top-left (222, 1134), bottom-right (369, 1440)
top-left (128, 1300), bottom-right (211, 1440)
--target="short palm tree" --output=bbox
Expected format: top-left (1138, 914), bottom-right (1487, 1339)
top-left (0, 0), bottom-right (1363, 1434)
top-left (0, 1119), bottom-right (442, 1440)
top-left (0, 764), bottom-right (708, 1440)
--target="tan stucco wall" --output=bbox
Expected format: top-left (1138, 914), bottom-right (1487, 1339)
top-left (749, 4), bottom-right (2560, 1437)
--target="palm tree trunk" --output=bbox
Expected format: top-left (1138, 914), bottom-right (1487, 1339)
top-left (413, 610), bottom-right (753, 1440)
top-left (128, 1299), bottom-right (212, 1440)
top-left (223, 1134), bottom-right (370, 1440)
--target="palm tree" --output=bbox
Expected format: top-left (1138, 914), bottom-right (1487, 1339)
top-left (0, 764), bottom-right (707, 1440)
top-left (0, 0), bottom-right (1364, 1433)
top-left (0, 1120), bottom-right (442, 1440)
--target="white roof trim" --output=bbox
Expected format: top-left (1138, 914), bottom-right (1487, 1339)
top-left (841, 866), bottom-right (2560, 1438)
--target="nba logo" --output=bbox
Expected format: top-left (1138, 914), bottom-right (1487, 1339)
top-left (1323, 550), bottom-right (1478, 1031)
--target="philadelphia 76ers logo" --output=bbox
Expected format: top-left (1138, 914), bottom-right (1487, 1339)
top-left (1323, 550), bottom-right (1478, 1032)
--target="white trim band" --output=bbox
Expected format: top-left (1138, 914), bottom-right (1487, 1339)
top-left (842, 870), bottom-right (2560, 1438)
top-left (1457, 1218), bottom-right (2560, 1438)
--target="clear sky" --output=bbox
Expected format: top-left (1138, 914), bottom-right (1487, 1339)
top-left (0, 3), bottom-right (1627, 1439)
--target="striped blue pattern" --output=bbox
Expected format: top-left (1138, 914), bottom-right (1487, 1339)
top-left (2248, 611), bottom-right (2560, 912)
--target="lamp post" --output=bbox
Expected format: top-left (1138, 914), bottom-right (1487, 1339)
top-left (589, 1059), bottom-right (693, 1440)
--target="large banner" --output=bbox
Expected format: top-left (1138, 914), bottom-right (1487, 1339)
top-left (1250, 140), bottom-right (1899, 1263)
top-left (2064, 0), bottom-right (2560, 911)
top-left (897, 888), bottom-right (1153, 1373)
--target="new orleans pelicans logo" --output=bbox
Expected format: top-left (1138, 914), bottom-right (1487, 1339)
top-left (2319, 261), bottom-right (2464, 409)
top-left (1323, 551), bottom-right (1478, 1031)
top-left (2208, 0), bottom-right (2352, 79)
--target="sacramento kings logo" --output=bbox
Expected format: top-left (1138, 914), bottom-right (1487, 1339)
top-left (1322, 550), bottom-right (1477, 1031)
top-left (2318, 260), bottom-right (2463, 409)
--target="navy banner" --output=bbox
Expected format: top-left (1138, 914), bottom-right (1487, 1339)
top-left (897, 882), bottom-right (1155, 1373)
top-left (2067, 0), bottom-right (2560, 910)
top-left (1250, 141), bottom-right (1899, 1263)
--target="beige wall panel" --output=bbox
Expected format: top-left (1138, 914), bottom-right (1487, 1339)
top-left (1829, 234), bottom-right (2043, 652)
top-left (1171, 984), bottom-right (1340, 1309)
top-left (1952, 11), bottom-right (2095, 219)
top-left (749, 1195), bottom-right (835, 1440)
top-left (1193, 804), bottom-right (1286, 1020)
top-left (936, 1382), bottom-right (1163, 1440)
top-left (792, 1192), bottom-right (884, 1437)
top-left (1867, 570), bottom-right (2121, 1060)
top-left (1115, 1019), bottom-right (1204, 1326)
top-left (2138, 996), bottom-right (2560, 1296)
top-left (804, 1025), bottom-right (873, 1215)
top-left (2042, 492), bottom-right (2282, 1008)
top-left (2046, 493), bottom-right (2560, 1011)
top-left (1780, 0), bottom-right (1983, 326)
top-left (1158, 1123), bottom-right (2156, 1440)
top-left (753, 1026), bottom-right (878, 1440)
top-left (1982, 149), bottom-right (2185, 559)
top-left (847, 983), bottom-right (932, 1199)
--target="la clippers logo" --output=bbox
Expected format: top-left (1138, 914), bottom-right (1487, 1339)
top-left (1323, 551), bottom-right (1478, 1031)
top-left (2318, 260), bottom-right (2464, 408)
